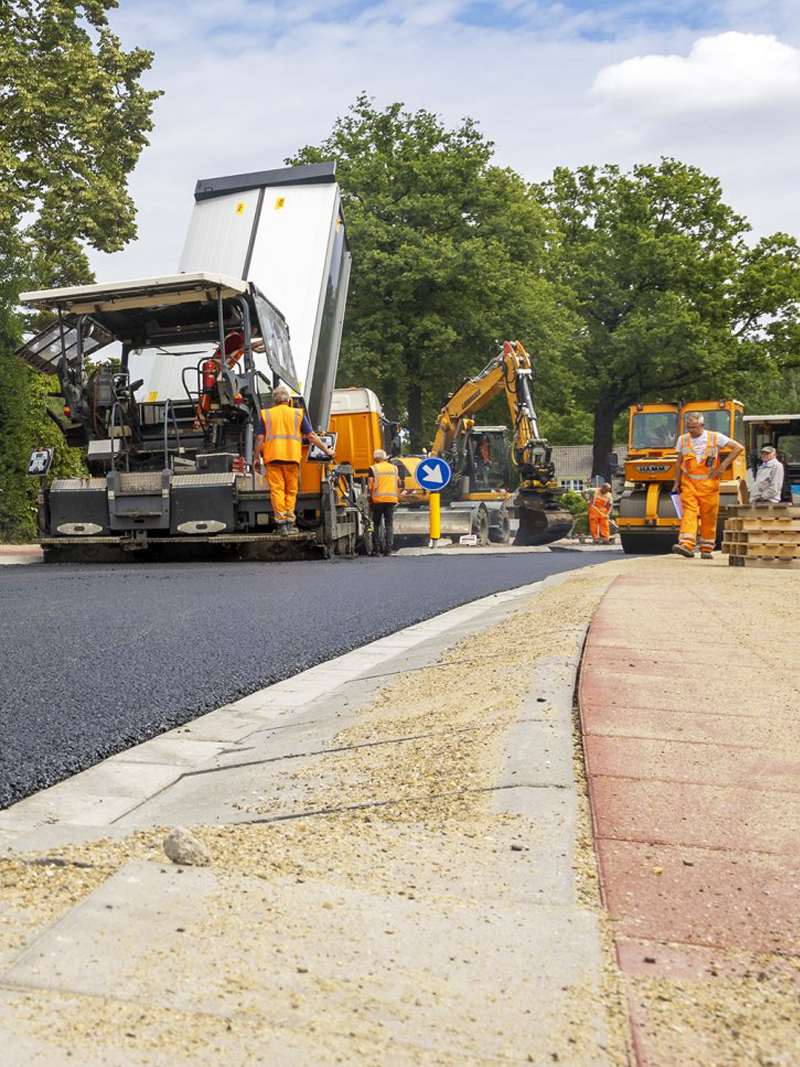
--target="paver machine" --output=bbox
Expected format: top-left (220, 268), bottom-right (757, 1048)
top-left (618, 399), bottom-right (747, 554)
top-left (393, 341), bottom-right (572, 546)
top-left (16, 163), bottom-right (366, 561)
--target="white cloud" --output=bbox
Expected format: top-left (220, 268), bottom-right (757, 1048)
top-left (593, 31), bottom-right (800, 116)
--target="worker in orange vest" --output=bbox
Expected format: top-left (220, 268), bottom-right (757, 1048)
top-left (671, 411), bottom-right (743, 559)
top-left (587, 482), bottom-right (613, 543)
top-left (253, 385), bottom-right (334, 535)
top-left (368, 449), bottom-right (400, 556)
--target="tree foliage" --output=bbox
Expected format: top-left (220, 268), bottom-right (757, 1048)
top-left (536, 159), bottom-right (800, 474)
top-left (288, 94), bottom-right (575, 448)
top-left (0, 0), bottom-right (159, 538)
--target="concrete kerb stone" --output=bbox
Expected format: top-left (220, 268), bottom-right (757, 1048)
top-left (1, 567), bottom-right (599, 848)
top-left (1, 859), bottom-right (609, 1065)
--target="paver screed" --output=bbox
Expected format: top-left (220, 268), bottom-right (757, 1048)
top-left (579, 557), bottom-right (800, 1067)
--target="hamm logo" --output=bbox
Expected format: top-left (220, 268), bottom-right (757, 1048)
top-left (637, 464), bottom-right (670, 473)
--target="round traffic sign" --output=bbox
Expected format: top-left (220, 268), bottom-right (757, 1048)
top-left (414, 456), bottom-right (452, 492)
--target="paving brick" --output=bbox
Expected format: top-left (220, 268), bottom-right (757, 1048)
top-left (590, 776), bottom-right (800, 856)
top-left (584, 736), bottom-right (800, 792)
top-left (581, 672), bottom-right (793, 717)
top-left (616, 938), bottom-right (800, 981)
top-left (582, 703), bottom-right (800, 742)
top-left (597, 839), bottom-right (800, 953)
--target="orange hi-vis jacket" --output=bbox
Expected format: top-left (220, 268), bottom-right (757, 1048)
top-left (260, 404), bottom-right (303, 464)
top-left (677, 431), bottom-right (723, 552)
top-left (588, 490), bottom-right (612, 516)
top-left (678, 431), bottom-right (721, 481)
top-left (370, 462), bottom-right (400, 504)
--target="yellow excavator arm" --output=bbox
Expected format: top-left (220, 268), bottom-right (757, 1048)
top-left (429, 340), bottom-right (571, 545)
top-left (432, 341), bottom-right (555, 488)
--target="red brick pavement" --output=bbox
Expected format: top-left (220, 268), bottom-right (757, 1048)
top-left (579, 570), bottom-right (800, 1066)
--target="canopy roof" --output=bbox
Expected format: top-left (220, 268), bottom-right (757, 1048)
top-left (20, 272), bottom-right (249, 316)
top-left (743, 414), bottom-right (800, 422)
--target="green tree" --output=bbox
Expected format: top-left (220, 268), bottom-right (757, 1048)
top-left (537, 159), bottom-right (800, 475)
top-left (0, 0), bottom-right (159, 538)
top-left (288, 94), bottom-right (574, 448)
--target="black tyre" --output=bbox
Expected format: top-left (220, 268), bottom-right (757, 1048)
top-left (476, 506), bottom-right (490, 546)
top-left (359, 526), bottom-right (374, 556)
top-left (489, 511), bottom-right (511, 544)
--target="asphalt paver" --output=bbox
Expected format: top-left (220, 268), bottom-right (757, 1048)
top-left (0, 552), bottom-right (615, 808)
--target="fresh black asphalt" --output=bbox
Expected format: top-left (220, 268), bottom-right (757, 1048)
top-left (0, 552), bottom-right (617, 808)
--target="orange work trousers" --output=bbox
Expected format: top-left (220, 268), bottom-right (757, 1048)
top-left (678, 479), bottom-right (720, 552)
top-left (588, 510), bottom-right (610, 540)
top-left (266, 461), bottom-right (300, 522)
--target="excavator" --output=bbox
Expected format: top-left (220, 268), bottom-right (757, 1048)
top-left (393, 341), bottom-right (573, 546)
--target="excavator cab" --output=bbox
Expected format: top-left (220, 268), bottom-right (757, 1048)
top-left (461, 426), bottom-right (511, 495)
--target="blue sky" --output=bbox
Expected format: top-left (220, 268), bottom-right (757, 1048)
top-left (92, 0), bottom-right (800, 279)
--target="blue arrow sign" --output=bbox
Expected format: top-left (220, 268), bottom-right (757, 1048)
top-left (414, 456), bottom-right (452, 492)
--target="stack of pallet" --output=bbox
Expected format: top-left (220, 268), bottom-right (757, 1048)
top-left (722, 504), bottom-right (800, 569)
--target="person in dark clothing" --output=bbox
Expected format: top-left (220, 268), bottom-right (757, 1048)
top-left (368, 449), bottom-right (400, 556)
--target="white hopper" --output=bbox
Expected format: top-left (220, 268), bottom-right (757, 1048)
top-left (178, 162), bottom-right (351, 427)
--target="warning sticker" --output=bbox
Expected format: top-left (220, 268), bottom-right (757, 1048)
top-left (236, 201), bottom-right (246, 215)
top-left (274, 197), bottom-right (285, 209)
top-left (147, 391), bottom-right (159, 402)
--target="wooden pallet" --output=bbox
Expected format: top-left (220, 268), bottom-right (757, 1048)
top-left (723, 504), bottom-right (800, 567)
top-left (724, 529), bottom-right (800, 544)
top-left (728, 555), bottom-right (800, 570)
top-left (723, 541), bottom-right (800, 558)
top-left (728, 504), bottom-right (800, 519)
top-left (726, 517), bottom-right (800, 532)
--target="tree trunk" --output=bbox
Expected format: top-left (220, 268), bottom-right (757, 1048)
top-left (407, 381), bottom-right (424, 451)
top-left (591, 404), bottom-right (616, 481)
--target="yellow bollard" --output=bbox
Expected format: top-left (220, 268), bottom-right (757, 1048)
top-left (429, 491), bottom-right (441, 543)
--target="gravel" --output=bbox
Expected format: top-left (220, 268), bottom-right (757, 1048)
top-left (0, 551), bottom-right (616, 808)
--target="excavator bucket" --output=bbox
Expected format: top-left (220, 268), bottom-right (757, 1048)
top-left (513, 490), bottom-right (574, 546)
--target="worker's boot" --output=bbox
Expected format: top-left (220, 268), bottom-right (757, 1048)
top-left (274, 522), bottom-right (290, 536)
top-left (671, 543), bottom-right (695, 559)
top-left (700, 550), bottom-right (713, 560)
